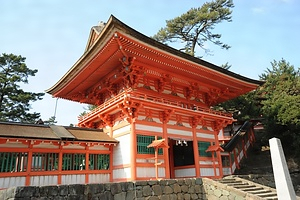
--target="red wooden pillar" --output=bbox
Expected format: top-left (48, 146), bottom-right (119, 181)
top-left (130, 120), bottom-right (137, 180)
top-left (216, 150), bottom-right (223, 178)
top-left (212, 151), bottom-right (217, 177)
top-left (250, 127), bottom-right (256, 146)
top-left (155, 147), bottom-right (159, 179)
top-left (25, 141), bottom-right (33, 186)
top-left (169, 140), bottom-right (175, 178)
top-left (192, 126), bottom-right (200, 177)
top-left (163, 122), bottom-right (170, 179)
top-left (109, 145), bottom-right (114, 182)
top-left (58, 144), bottom-right (63, 184)
top-left (214, 129), bottom-right (223, 178)
top-left (85, 145), bottom-right (89, 184)
top-left (242, 139), bottom-right (247, 158)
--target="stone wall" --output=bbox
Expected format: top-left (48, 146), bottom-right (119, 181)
top-left (0, 178), bottom-right (265, 200)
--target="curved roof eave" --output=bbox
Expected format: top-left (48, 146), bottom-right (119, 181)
top-left (46, 15), bottom-right (264, 96)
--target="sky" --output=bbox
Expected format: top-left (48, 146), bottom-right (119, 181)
top-left (1, 0), bottom-right (299, 126)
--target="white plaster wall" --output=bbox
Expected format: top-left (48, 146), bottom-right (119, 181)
top-left (61, 174), bottom-right (85, 185)
top-left (0, 177), bottom-right (25, 188)
top-left (113, 134), bottom-right (131, 166)
top-left (200, 168), bottom-right (220, 176)
top-left (135, 124), bottom-right (162, 133)
top-left (30, 175), bottom-right (58, 186)
top-left (168, 128), bottom-right (192, 137)
top-left (137, 167), bottom-right (165, 178)
top-left (174, 168), bottom-right (196, 178)
top-left (88, 173), bottom-right (110, 183)
top-left (200, 160), bottom-right (215, 165)
top-left (196, 132), bottom-right (215, 139)
top-left (113, 125), bottom-right (130, 137)
top-left (113, 167), bottom-right (131, 179)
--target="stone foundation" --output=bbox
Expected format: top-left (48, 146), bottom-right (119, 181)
top-left (0, 178), bottom-right (267, 200)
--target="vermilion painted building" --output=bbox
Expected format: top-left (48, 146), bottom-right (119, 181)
top-left (0, 15), bottom-right (263, 188)
top-left (46, 15), bottom-right (262, 182)
top-left (0, 122), bottom-right (118, 188)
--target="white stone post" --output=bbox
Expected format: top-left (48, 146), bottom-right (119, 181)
top-left (269, 137), bottom-right (296, 200)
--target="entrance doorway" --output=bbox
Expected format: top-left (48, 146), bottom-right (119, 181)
top-left (169, 139), bottom-right (195, 178)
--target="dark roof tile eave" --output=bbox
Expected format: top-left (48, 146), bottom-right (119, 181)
top-left (109, 15), bottom-right (264, 86)
top-left (46, 15), bottom-right (263, 95)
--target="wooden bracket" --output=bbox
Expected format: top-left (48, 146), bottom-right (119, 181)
top-left (99, 114), bottom-right (114, 127)
top-left (159, 109), bottom-right (173, 123)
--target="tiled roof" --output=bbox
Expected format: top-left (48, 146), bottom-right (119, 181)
top-left (0, 121), bottom-right (118, 143)
top-left (0, 123), bottom-right (59, 140)
top-left (67, 128), bottom-right (117, 142)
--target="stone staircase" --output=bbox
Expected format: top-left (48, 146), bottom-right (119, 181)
top-left (218, 176), bottom-right (278, 200)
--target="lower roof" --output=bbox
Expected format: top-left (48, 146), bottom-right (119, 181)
top-left (0, 121), bottom-right (118, 143)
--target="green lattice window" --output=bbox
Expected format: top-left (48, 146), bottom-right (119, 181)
top-left (137, 135), bottom-right (163, 155)
top-left (89, 154), bottom-right (110, 170)
top-left (62, 153), bottom-right (85, 171)
top-left (198, 141), bottom-right (212, 157)
top-left (31, 152), bottom-right (58, 171)
top-left (0, 152), bottom-right (28, 173)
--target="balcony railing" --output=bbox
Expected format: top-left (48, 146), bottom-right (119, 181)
top-left (78, 89), bottom-right (232, 123)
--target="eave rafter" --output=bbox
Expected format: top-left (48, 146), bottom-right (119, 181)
top-left (117, 33), bottom-right (257, 93)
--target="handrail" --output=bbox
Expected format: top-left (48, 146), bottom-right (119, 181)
top-left (78, 90), bottom-right (132, 121)
top-left (221, 120), bottom-right (252, 152)
top-left (128, 91), bottom-right (232, 117)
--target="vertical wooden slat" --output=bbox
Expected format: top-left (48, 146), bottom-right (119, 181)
top-left (0, 153), bottom-right (4, 172)
top-left (9, 153), bottom-right (15, 172)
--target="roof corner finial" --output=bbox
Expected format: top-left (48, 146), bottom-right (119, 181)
top-left (98, 21), bottom-right (106, 29)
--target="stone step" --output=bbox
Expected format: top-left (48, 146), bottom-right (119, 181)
top-left (250, 189), bottom-right (275, 195)
top-left (219, 178), bottom-right (237, 182)
top-left (258, 193), bottom-right (278, 198)
top-left (233, 184), bottom-right (256, 189)
top-left (223, 181), bottom-right (243, 185)
top-left (242, 187), bottom-right (264, 192)
top-left (218, 176), bottom-right (280, 199)
top-left (265, 197), bottom-right (278, 200)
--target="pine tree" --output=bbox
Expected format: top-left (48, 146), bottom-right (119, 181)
top-left (0, 53), bottom-right (44, 123)
top-left (152, 0), bottom-right (234, 57)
